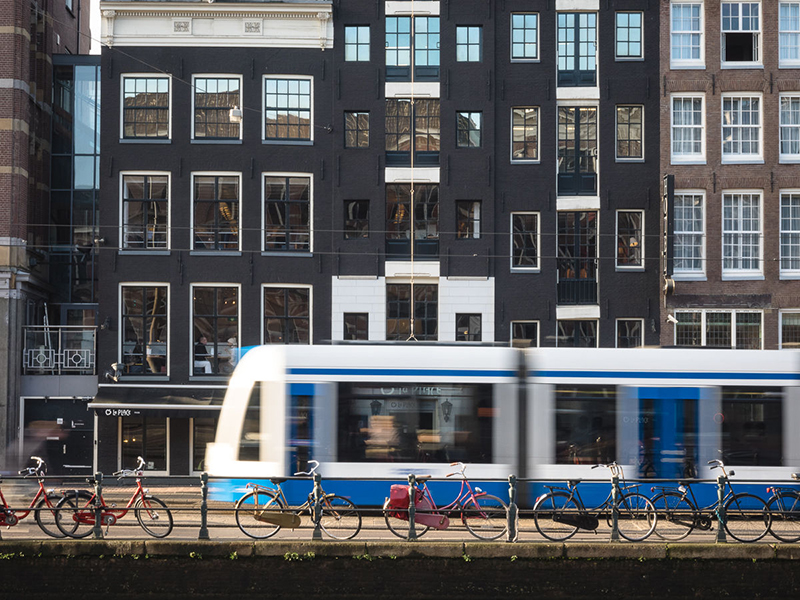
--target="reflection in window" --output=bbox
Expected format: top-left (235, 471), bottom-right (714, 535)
top-left (344, 313), bottom-right (368, 341)
top-left (193, 286), bottom-right (239, 376)
top-left (121, 285), bottom-right (167, 376)
top-left (386, 284), bottom-right (437, 341)
top-left (616, 210), bottom-right (643, 268)
top-left (344, 111), bottom-right (369, 148)
top-left (264, 176), bottom-right (310, 251)
top-left (263, 287), bottom-right (310, 344)
top-left (264, 78), bottom-right (311, 141)
top-left (721, 389), bottom-right (782, 466)
top-left (121, 415), bottom-right (167, 470)
top-left (123, 175), bottom-right (168, 249)
top-left (193, 175), bottom-right (239, 251)
top-left (456, 314), bottom-right (482, 341)
top-left (456, 201), bottom-right (481, 239)
top-left (194, 77), bottom-right (241, 139)
top-left (617, 319), bottom-right (643, 348)
top-left (122, 77), bottom-right (170, 139)
top-left (337, 382), bottom-right (493, 463)
top-left (192, 417), bottom-right (217, 471)
top-left (555, 386), bottom-right (615, 464)
top-left (456, 112), bottom-right (481, 148)
top-left (511, 321), bottom-right (538, 347)
top-left (344, 200), bottom-right (369, 239)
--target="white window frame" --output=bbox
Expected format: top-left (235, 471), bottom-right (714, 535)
top-left (344, 25), bottom-right (370, 62)
top-left (456, 25), bottom-right (482, 62)
top-left (779, 93), bottom-right (800, 163)
top-left (670, 94), bottom-right (706, 164)
top-left (615, 318), bottom-right (644, 348)
top-left (779, 310), bottom-right (800, 348)
top-left (191, 74), bottom-right (243, 141)
top-left (721, 2), bottom-right (762, 68)
top-left (510, 211), bottom-right (540, 272)
top-left (510, 106), bottom-right (540, 163)
top-left (615, 105), bottom-right (644, 162)
top-left (780, 190), bottom-right (800, 279)
top-left (120, 74), bottom-right (172, 140)
top-left (673, 309), bottom-right (763, 349)
top-left (190, 172), bottom-right (242, 253)
top-left (119, 171), bottom-right (171, 251)
top-left (118, 282), bottom-right (170, 378)
top-left (780, 2), bottom-right (800, 68)
top-left (673, 190), bottom-right (707, 280)
top-left (261, 172), bottom-right (313, 253)
top-left (721, 93), bottom-right (763, 164)
top-left (261, 283), bottom-right (313, 345)
top-left (189, 282), bottom-right (241, 378)
top-left (670, 1), bottom-right (705, 69)
top-left (510, 13), bottom-right (539, 62)
top-left (615, 210), bottom-right (644, 271)
top-left (721, 190), bottom-right (763, 280)
top-left (615, 11), bottom-right (644, 61)
top-left (262, 75), bottom-right (314, 144)
top-left (510, 320), bottom-right (539, 348)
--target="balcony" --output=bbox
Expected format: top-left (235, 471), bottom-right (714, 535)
top-left (23, 326), bottom-right (97, 375)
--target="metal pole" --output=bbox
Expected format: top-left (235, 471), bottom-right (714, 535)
top-left (92, 472), bottom-right (104, 539)
top-left (715, 474), bottom-right (727, 543)
top-left (610, 475), bottom-right (620, 542)
top-left (312, 472), bottom-right (323, 541)
top-left (198, 472), bottom-right (210, 540)
top-left (407, 474), bottom-right (418, 541)
top-left (506, 474), bottom-right (518, 543)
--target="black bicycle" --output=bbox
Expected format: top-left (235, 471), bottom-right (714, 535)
top-left (765, 472), bottom-right (800, 543)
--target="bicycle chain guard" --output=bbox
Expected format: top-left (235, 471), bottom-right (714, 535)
top-left (254, 510), bottom-right (301, 528)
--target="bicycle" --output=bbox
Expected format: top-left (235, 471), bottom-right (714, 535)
top-left (0, 456), bottom-right (68, 538)
top-left (234, 460), bottom-right (361, 540)
top-left (765, 472), bottom-right (800, 543)
top-left (383, 462), bottom-right (508, 541)
top-left (649, 459), bottom-right (771, 543)
top-left (532, 462), bottom-right (657, 542)
top-left (55, 456), bottom-right (173, 538)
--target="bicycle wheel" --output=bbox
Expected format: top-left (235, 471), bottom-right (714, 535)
top-left (724, 492), bottom-right (770, 543)
top-left (463, 494), bottom-right (508, 540)
top-left (235, 489), bottom-right (285, 539)
top-left (533, 492), bottom-right (580, 542)
top-left (34, 493), bottom-right (69, 538)
top-left (320, 495), bottom-right (361, 540)
top-left (55, 490), bottom-right (96, 539)
top-left (135, 495), bottom-right (173, 538)
top-left (383, 499), bottom-right (430, 539)
top-left (651, 491), bottom-right (697, 541)
top-left (767, 491), bottom-right (800, 543)
top-left (614, 493), bottom-right (657, 542)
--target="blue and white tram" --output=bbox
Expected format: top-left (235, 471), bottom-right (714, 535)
top-left (206, 345), bottom-right (800, 505)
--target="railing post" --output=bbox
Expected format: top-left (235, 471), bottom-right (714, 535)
top-left (715, 474), bottom-right (727, 543)
top-left (92, 472), bottom-right (104, 539)
top-left (506, 474), bottom-right (518, 543)
top-left (198, 472), bottom-right (210, 540)
top-left (610, 475), bottom-right (620, 542)
top-left (312, 472), bottom-right (323, 541)
top-left (407, 474), bottom-right (418, 541)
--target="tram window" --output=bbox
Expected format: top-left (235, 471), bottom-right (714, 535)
top-left (238, 383), bottom-right (261, 461)
top-left (721, 388), bottom-right (782, 466)
top-left (555, 386), bottom-right (616, 464)
top-left (336, 382), bottom-right (493, 463)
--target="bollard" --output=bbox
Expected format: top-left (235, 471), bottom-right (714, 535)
top-left (609, 475), bottom-right (620, 542)
top-left (312, 472), bottom-right (323, 541)
top-left (506, 474), bottom-right (518, 543)
top-left (715, 473), bottom-right (727, 543)
top-left (407, 474), bottom-right (418, 541)
top-left (92, 472), bottom-right (104, 539)
top-left (198, 472), bottom-right (210, 540)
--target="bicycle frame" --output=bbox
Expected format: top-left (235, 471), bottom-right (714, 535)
top-left (69, 477), bottom-right (149, 525)
top-left (0, 464), bottom-right (59, 526)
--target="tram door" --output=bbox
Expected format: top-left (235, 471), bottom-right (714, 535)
top-left (288, 384), bottom-right (314, 474)
top-left (637, 388), bottom-right (699, 479)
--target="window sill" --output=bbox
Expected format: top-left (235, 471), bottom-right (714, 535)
top-left (261, 251), bottom-right (313, 257)
top-left (721, 157), bottom-right (764, 165)
top-left (780, 272), bottom-right (800, 281)
top-left (672, 273), bottom-right (707, 282)
top-left (262, 139), bottom-right (313, 146)
top-left (615, 57), bottom-right (644, 62)
top-left (510, 159), bottom-right (541, 165)
top-left (192, 139), bottom-right (243, 144)
top-left (615, 266), bottom-right (645, 272)
top-left (780, 62), bottom-right (800, 69)
top-left (510, 58), bottom-right (541, 63)
top-left (119, 250), bottom-right (171, 256)
top-left (190, 251), bottom-right (242, 256)
top-left (721, 273), bottom-right (764, 281)
top-left (670, 157), bottom-right (706, 165)
top-left (670, 62), bottom-right (706, 70)
top-left (119, 138), bottom-right (172, 144)
top-left (510, 267), bottom-right (541, 273)
top-left (189, 376), bottom-right (230, 382)
top-left (779, 156), bottom-right (800, 164)
top-left (615, 157), bottom-right (645, 163)
top-left (720, 63), bottom-right (763, 70)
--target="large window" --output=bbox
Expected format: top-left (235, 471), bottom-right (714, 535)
top-left (781, 192), bottom-right (800, 275)
top-left (457, 112), bottom-right (481, 148)
top-left (121, 285), bottom-right (167, 376)
top-left (673, 310), bottom-right (762, 348)
top-left (721, 2), bottom-right (761, 66)
top-left (556, 320), bottom-right (598, 347)
top-left (616, 105), bottom-right (643, 161)
top-left (263, 175), bottom-right (310, 251)
top-left (511, 13), bottom-right (538, 60)
top-left (780, 3), bottom-right (800, 67)
top-left (511, 321), bottom-right (539, 347)
top-left (456, 26), bottom-right (482, 62)
top-left (557, 12), bottom-right (597, 87)
top-left (386, 184), bottom-right (439, 259)
top-left (780, 95), bottom-right (800, 162)
top-left (263, 287), bottom-right (310, 344)
top-left (456, 314), bottom-right (482, 342)
top-left (721, 389), bottom-right (782, 466)
top-left (263, 77), bottom-right (312, 141)
top-left (122, 76), bottom-right (170, 139)
top-left (344, 25), bottom-right (370, 62)
top-left (193, 76), bottom-right (241, 140)
top-left (671, 95), bottom-right (705, 163)
top-left (192, 286), bottom-right (239, 376)
top-left (337, 382), bottom-right (493, 463)
top-left (557, 212), bottom-right (597, 305)
top-left (122, 174), bottom-right (168, 249)
top-left (615, 12), bottom-right (643, 59)
top-left (558, 107), bottom-right (597, 195)
top-left (722, 192), bottom-right (762, 277)
top-left (456, 201), bottom-right (481, 240)
top-left (555, 387), bottom-right (615, 464)
top-left (344, 111), bottom-right (369, 148)
top-left (511, 107), bottom-right (539, 162)
top-left (616, 210), bottom-right (643, 269)
top-left (121, 415), bottom-right (167, 471)
top-left (385, 16), bottom-right (439, 80)
top-left (511, 212), bottom-right (539, 270)
top-left (386, 284), bottom-right (438, 341)
top-left (344, 200), bottom-right (369, 239)
top-left (673, 192), bottom-right (705, 276)
top-left (617, 319), bottom-right (643, 348)
top-left (385, 99), bottom-right (440, 166)
top-left (193, 175), bottom-right (239, 251)
top-left (722, 95), bottom-right (762, 162)
top-left (780, 311), bottom-right (800, 348)
top-left (671, 2), bottom-right (704, 67)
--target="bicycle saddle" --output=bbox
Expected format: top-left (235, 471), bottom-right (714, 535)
top-left (269, 477), bottom-right (288, 484)
top-left (415, 475), bottom-right (433, 483)
top-left (568, 479), bottom-right (581, 487)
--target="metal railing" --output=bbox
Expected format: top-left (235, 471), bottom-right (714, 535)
top-left (23, 326), bottom-right (97, 375)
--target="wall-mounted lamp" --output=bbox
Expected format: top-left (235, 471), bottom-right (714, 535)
top-left (104, 363), bottom-right (121, 383)
top-left (229, 106), bottom-right (243, 124)
top-left (440, 399), bottom-right (453, 423)
top-left (666, 314), bottom-right (678, 325)
top-left (93, 237), bottom-right (105, 245)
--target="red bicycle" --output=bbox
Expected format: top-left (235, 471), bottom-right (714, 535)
top-left (55, 456), bottom-right (173, 538)
top-left (0, 456), bottom-right (68, 538)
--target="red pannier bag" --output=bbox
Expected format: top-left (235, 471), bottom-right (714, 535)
top-left (385, 484), bottom-right (449, 529)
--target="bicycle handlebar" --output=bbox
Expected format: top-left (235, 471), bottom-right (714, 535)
top-left (18, 456), bottom-right (46, 477)
top-left (294, 459), bottom-right (320, 477)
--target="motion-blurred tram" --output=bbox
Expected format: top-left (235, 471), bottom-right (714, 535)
top-left (205, 345), bottom-right (800, 505)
